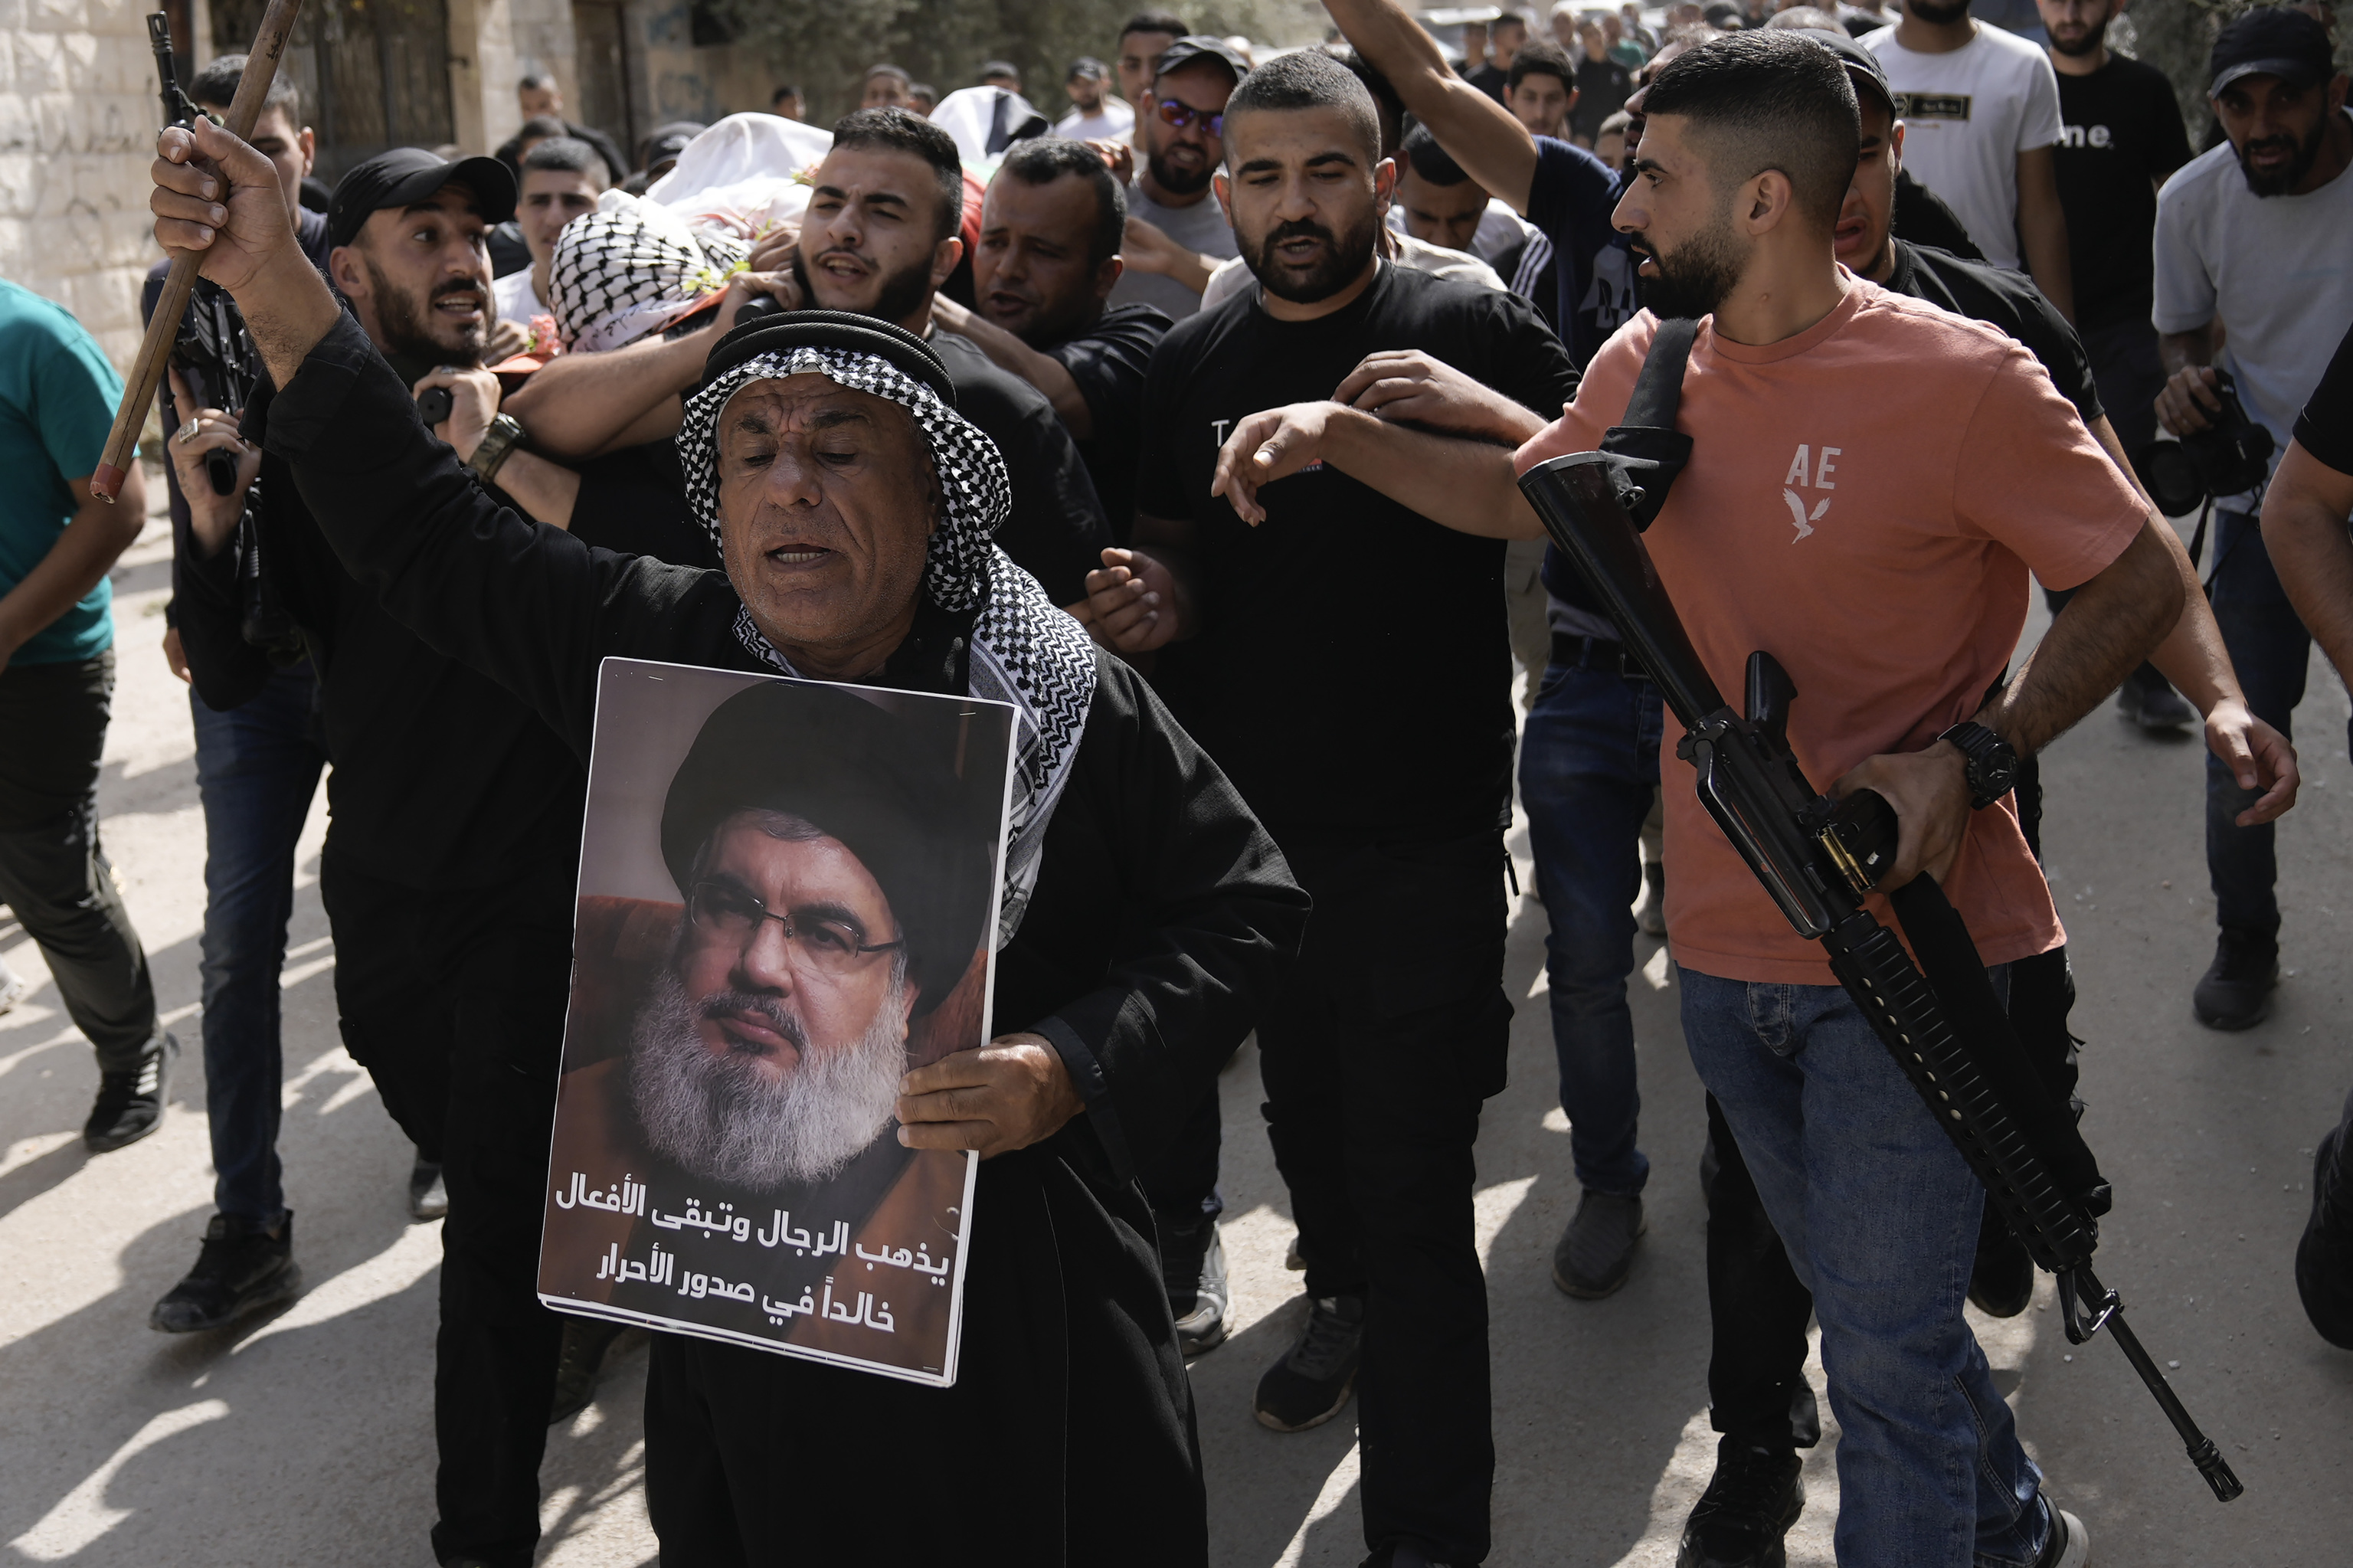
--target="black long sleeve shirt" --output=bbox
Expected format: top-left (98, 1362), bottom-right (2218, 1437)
top-left (257, 311), bottom-right (1306, 1180)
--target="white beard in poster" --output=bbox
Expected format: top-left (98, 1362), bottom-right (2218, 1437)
top-left (628, 962), bottom-right (914, 1187)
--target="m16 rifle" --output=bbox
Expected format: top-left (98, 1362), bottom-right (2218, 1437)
top-left (1518, 401), bottom-right (2243, 1505)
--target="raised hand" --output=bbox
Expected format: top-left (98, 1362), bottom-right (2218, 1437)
top-left (151, 118), bottom-right (295, 295)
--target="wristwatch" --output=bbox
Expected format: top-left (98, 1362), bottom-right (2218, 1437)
top-left (467, 413), bottom-right (526, 485)
top-left (1939, 722), bottom-right (2020, 810)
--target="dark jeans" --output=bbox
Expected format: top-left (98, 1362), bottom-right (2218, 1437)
top-left (191, 663), bottom-right (326, 1222)
top-left (2080, 315), bottom-right (2166, 481)
top-left (0, 651), bottom-right (157, 1072)
top-left (1517, 656), bottom-right (1658, 1196)
top-left (2206, 509), bottom-right (2309, 942)
top-left (321, 849), bottom-right (574, 1568)
top-left (1258, 830), bottom-right (1511, 1563)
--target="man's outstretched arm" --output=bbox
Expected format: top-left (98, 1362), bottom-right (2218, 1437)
top-left (151, 119), bottom-right (340, 388)
top-left (1321, 0), bottom-right (1540, 212)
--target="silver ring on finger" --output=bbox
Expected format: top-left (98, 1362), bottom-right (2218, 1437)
top-left (176, 419), bottom-right (201, 444)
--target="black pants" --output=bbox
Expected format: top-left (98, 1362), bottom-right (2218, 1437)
top-left (320, 849), bottom-right (574, 1568)
top-left (1258, 830), bottom-right (1512, 1563)
top-left (0, 652), bottom-right (158, 1072)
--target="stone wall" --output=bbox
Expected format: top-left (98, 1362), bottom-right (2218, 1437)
top-left (0, 0), bottom-right (176, 379)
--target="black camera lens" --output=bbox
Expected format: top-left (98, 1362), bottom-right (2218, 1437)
top-left (2140, 441), bottom-right (2206, 518)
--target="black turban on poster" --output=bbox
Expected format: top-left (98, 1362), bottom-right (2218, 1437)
top-left (659, 681), bottom-right (998, 1013)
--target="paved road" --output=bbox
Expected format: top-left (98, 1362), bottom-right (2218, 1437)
top-left (3, 506), bottom-right (2348, 1565)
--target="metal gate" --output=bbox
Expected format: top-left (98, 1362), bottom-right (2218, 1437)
top-left (212, 0), bottom-right (458, 180)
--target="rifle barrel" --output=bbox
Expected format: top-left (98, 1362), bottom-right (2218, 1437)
top-left (91, 0), bottom-right (307, 503)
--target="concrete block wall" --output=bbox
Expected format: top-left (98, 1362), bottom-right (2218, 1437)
top-left (0, 0), bottom-right (175, 378)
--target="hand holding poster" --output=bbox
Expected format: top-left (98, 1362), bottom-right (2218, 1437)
top-left (538, 660), bottom-right (1016, 1386)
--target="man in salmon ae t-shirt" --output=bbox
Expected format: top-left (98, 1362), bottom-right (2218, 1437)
top-left (1520, 34), bottom-right (2181, 1566)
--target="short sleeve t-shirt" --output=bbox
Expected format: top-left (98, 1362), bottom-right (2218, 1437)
top-left (1055, 99), bottom-right (1136, 142)
top-left (1525, 137), bottom-right (1632, 365)
top-left (1134, 263), bottom-right (1579, 843)
top-left (0, 280), bottom-right (129, 666)
top-left (1866, 24), bottom-right (2063, 271)
top-left (2154, 114), bottom-right (2353, 485)
top-left (1043, 301), bottom-right (1173, 541)
top-left (2293, 317), bottom-right (2353, 476)
top-left (1885, 239), bottom-right (2101, 421)
top-left (1107, 179), bottom-right (1239, 322)
top-left (1515, 282), bottom-right (2145, 983)
top-left (2052, 57), bottom-right (2192, 333)
top-left (493, 267), bottom-right (548, 327)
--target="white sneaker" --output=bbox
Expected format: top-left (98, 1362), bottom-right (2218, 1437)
top-left (2044, 1507), bottom-right (2090, 1568)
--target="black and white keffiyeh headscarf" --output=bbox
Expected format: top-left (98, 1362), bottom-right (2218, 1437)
top-left (550, 195), bottom-right (752, 353)
top-left (677, 336), bottom-right (1098, 940)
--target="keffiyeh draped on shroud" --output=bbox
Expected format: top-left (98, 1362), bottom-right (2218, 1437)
top-left (674, 321), bottom-right (1098, 941)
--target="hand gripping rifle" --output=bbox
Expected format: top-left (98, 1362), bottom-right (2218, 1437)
top-left (1517, 320), bottom-right (2242, 1504)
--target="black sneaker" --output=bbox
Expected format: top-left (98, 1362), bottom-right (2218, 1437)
top-left (409, 1157), bottom-right (448, 1221)
top-left (1255, 1294), bottom-right (1365, 1432)
top-left (85, 1033), bottom-right (177, 1153)
top-left (1968, 1204), bottom-right (2035, 1318)
top-left (2116, 667), bottom-right (2196, 733)
top-left (150, 1212), bottom-right (301, 1332)
top-left (2296, 1125), bottom-right (2353, 1349)
top-left (1553, 1190), bottom-right (1646, 1298)
top-left (1677, 1439), bottom-right (1804, 1568)
top-left (2192, 931), bottom-right (2278, 1030)
top-left (1160, 1218), bottom-right (1231, 1357)
top-left (549, 1316), bottom-right (633, 1424)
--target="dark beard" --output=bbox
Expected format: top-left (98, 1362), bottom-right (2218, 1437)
top-left (1905, 0), bottom-right (1973, 22)
top-left (1244, 213), bottom-right (1379, 305)
top-left (793, 246), bottom-right (936, 327)
top-left (1145, 145), bottom-right (1213, 197)
top-left (1634, 218), bottom-right (1744, 322)
top-left (2049, 17), bottom-right (2106, 56)
top-left (364, 256), bottom-right (485, 365)
top-left (2238, 118), bottom-right (2328, 196)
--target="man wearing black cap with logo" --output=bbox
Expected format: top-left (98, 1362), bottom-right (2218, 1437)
top-left (2152, 5), bottom-right (2353, 1032)
top-left (1105, 34), bottom-right (1248, 321)
top-left (150, 111), bottom-right (1306, 1563)
top-left (162, 145), bottom-right (709, 1568)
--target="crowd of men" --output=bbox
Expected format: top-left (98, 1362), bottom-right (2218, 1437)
top-left (3, 2), bottom-right (2352, 1564)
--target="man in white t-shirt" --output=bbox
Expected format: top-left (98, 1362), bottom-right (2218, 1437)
top-left (1108, 36), bottom-right (1248, 320)
top-left (1864, 0), bottom-right (2073, 317)
top-left (1055, 57), bottom-right (1137, 141)
top-left (495, 137), bottom-right (607, 329)
top-left (2150, 5), bottom-right (2353, 1033)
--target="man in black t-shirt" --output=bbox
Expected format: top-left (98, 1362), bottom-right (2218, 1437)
top-left (1082, 54), bottom-right (1577, 1566)
top-left (2258, 317), bottom-right (2353, 1352)
top-left (2037, 0), bottom-right (2193, 469)
top-left (1468, 9), bottom-right (1526, 99)
top-left (931, 137), bottom-right (1172, 541)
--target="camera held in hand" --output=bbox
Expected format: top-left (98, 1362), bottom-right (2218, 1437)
top-left (2140, 368), bottom-right (2274, 516)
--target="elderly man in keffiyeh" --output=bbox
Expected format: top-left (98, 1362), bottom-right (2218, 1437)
top-left (152, 114), bottom-right (1304, 1566)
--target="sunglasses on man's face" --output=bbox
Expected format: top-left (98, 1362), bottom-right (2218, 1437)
top-left (1156, 98), bottom-right (1226, 137)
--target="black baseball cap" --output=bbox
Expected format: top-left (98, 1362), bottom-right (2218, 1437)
top-left (2209, 6), bottom-right (2335, 97)
top-left (1799, 28), bottom-right (1897, 118)
top-left (328, 148), bottom-right (515, 248)
top-left (1154, 34), bottom-right (1251, 84)
top-left (1069, 56), bottom-right (1111, 81)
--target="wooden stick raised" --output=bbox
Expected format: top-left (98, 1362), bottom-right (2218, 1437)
top-left (90, 0), bottom-right (307, 502)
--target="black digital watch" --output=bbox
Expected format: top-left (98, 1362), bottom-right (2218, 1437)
top-left (1939, 722), bottom-right (2019, 810)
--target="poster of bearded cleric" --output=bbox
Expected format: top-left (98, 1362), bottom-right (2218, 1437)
top-left (536, 659), bottom-right (1016, 1386)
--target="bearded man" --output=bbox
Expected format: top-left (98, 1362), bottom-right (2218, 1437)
top-left (152, 108), bottom-right (1305, 1564)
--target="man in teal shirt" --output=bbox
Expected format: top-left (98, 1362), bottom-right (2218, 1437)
top-left (0, 277), bottom-right (173, 1151)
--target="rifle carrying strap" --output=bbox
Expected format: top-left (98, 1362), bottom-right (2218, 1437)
top-left (1598, 316), bottom-right (1698, 531)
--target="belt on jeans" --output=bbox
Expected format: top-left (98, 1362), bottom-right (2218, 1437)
top-left (1551, 631), bottom-right (1649, 681)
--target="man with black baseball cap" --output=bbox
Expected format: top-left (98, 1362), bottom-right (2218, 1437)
top-left (2152, 2), bottom-right (2352, 1032)
top-left (1108, 34), bottom-right (1249, 319)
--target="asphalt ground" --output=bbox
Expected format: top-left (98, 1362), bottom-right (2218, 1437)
top-left (2, 504), bottom-right (2348, 1564)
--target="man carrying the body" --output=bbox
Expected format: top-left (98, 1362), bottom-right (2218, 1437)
top-left (1198, 30), bottom-right (2185, 1564)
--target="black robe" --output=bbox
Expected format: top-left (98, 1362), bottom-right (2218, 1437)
top-left (260, 313), bottom-right (1309, 1566)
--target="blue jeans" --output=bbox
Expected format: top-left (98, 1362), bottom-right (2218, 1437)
top-left (2206, 510), bottom-right (2310, 941)
top-left (191, 663), bottom-right (326, 1223)
top-left (1517, 663), bottom-right (1656, 1196)
top-left (1679, 966), bottom-right (2050, 1568)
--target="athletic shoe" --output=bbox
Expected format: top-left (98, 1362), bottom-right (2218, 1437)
top-left (85, 1033), bottom-right (177, 1153)
top-left (548, 1317), bottom-right (633, 1423)
top-left (1968, 1205), bottom-right (2035, 1318)
top-left (0, 962), bottom-right (28, 1016)
top-left (1161, 1218), bottom-right (1230, 1356)
top-left (1254, 1294), bottom-right (1365, 1432)
top-left (1553, 1190), bottom-right (1645, 1298)
top-left (1677, 1439), bottom-right (1803, 1567)
top-left (2192, 931), bottom-right (2278, 1030)
top-left (2116, 669), bottom-right (2196, 732)
top-left (2296, 1125), bottom-right (2353, 1349)
top-left (2032, 1504), bottom-right (2090, 1567)
top-left (150, 1212), bottom-right (301, 1332)
top-left (409, 1157), bottom-right (448, 1221)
